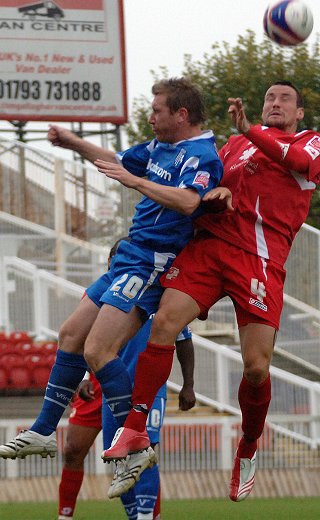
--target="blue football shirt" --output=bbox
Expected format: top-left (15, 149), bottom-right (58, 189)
top-left (117, 131), bottom-right (223, 254)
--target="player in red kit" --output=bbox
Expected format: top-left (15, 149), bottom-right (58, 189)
top-left (103, 81), bottom-right (320, 502)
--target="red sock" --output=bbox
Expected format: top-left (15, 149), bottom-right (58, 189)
top-left (237, 436), bottom-right (257, 459)
top-left (125, 342), bottom-right (175, 432)
top-left (238, 373), bottom-right (271, 452)
top-left (58, 468), bottom-right (84, 518)
top-left (153, 484), bottom-right (161, 519)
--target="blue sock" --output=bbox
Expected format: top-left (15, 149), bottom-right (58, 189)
top-left (120, 489), bottom-right (138, 520)
top-left (101, 395), bottom-right (119, 449)
top-left (135, 464), bottom-right (160, 517)
top-left (95, 357), bottom-right (132, 427)
top-left (31, 350), bottom-right (87, 435)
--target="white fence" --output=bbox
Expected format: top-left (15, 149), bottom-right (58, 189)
top-left (1, 136), bottom-right (320, 306)
top-left (0, 256), bottom-right (83, 336)
top-left (0, 137), bottom-right (138, 245)
top-left (1, 412), bottom-right (320, 481)
top-left (0, 137), bottom-right (320, 480)
top-left (1, 256), bottom-right (320, 434)
top-left (169, 335), bottom-right (320, 441)
top-left (0, 210), bottom-right (108, 288)
top-left (0, 256), bottom-right (320, 480)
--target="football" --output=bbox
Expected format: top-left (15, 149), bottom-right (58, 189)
top-left (263, 0), bottom-right (314, 46)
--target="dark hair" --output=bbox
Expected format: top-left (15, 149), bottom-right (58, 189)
top-left (108, 236), bottom-right (130, 261)
top-left (152, 77), bottom-right (206, 125)
top-left (269, 80), bottom-right (304, 108)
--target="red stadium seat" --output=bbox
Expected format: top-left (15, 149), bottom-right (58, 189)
top-left (32, 366), bottom-right (51, 389)
top-left (0, 354), bottom-right (29, 391)
top-left (23, 354), bottom-right (51, 389)
top-left (0, 352), bottom-right (31, 390)
top-left (46, 353), bottom-right (56, 368)
top-left (41, 342), bottom-right (58, 354)
top-left (0, 341), bottom-right (18, 355)
top-left (0, 353), bottom-right (23, 369)
top-left (30, 342), bottom-right (56, 358)
top-left (8, 366), bottom-right (32, 390)
top-left (23, 353), bottom-right (43, 366)
top-left (0, 367), bottom-right (8, 389)
top-left (15, 342), bottom-right (36, 356)
top-left (8, 331), bottom-right (33, 344)
top-left (0, 331), bottom-right (8, 342)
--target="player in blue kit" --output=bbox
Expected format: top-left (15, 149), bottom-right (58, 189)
top-left (0, 78), bottom-right (229, 489)
top-left (58, 238), bottom-right (195, 520)
top-left (59, 320), bottom-right (194, 520)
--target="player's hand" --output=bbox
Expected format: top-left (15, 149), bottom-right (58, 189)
top-left (203, 186), bottom-right (234, 211)
top-left (48, 124), bottom-right (80, 149)
top-left (77, 380), bottom-right (95, 401)
top-left (95, 159), bottom-right (138, 189)
top-left (179, 384), bottom-right (196, 411)
top-left (227, 97), bottom-right (251, 135)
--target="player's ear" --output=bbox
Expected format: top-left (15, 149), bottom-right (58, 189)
top-left (177, 107), bottom-right (189, 124)
top-left (297, 107), bottom-right (304, 121)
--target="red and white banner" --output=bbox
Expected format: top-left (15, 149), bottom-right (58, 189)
top-left (0, 0), bottom-right (128, 123)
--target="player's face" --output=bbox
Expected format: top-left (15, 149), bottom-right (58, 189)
top-left (148, 94), bottom-right (181, 143)
top-left (261, 85), bottom-right (304, 133)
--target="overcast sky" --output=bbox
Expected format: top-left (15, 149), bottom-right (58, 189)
top-left (0, 0), bottom-right (319, 152)
top-left (123, 0), bottom-right (319, 106)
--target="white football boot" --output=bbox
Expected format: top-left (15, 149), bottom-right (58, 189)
top-left (229, 451), bottom-right (256, 501)
top-left (107, 447), bottom-right (157, 499)
top-left (0, 429), bottom-right (57, 459)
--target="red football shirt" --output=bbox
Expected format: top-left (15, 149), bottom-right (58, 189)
top-left (197, 126), bottom-right (320, 266)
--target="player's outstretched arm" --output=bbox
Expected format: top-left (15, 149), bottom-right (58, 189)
top-left (227, 97), bottom-right (251, 135)
top-left (175, 337), bottom-right (196, 411)
top-left (226, 98), bottom-right (309, 173)
top-left (95, 159), bottom-right (201, 215)
top-left (77, 380), bottom-right (95, 401)
top-left (48, 125), bottom-right (116, 164)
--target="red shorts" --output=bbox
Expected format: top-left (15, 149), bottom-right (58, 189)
top-left (69, 375), bottom-right (102, 430)
top-left (161, 233), bottom-right (286, 330)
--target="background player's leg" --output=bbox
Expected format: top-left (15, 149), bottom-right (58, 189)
top-left (58, 423), bottom-right (100, 520)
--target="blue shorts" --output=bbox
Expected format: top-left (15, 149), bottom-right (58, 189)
top-left (102, 395), bottom-right (167, 448)
top-left (86, 240), bottom-right (176, 317)
top-left (146, 396), bottom-right (166, 444)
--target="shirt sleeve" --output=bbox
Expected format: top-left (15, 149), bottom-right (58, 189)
top-left (301, 134), bottom-right (320, 183)
top-left (246, 125), bottom-right (310, 173)
top-left (178, 152), bottom-right (223, 197)
top-left (116, 139), bottom-right (157, 177)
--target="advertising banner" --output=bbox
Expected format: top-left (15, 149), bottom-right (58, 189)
top-left (0, 0), bottom-right (127, 122)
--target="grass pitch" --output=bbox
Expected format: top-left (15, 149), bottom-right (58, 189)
top-left (1, 497), bottom-right (320, 520)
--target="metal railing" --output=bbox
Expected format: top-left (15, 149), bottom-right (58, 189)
top-left (1, 136), bottom-right (319, 308)
top-left (0, 257), bottom-right (319, 482)
top-left (0, 137), bottom-right (320, 482)
top-left (1, 256), bottom-right (320, 432)
top-left (1, 412), bottom-right (320, 480)
top-left (0, 137), bottom-right (138, 244)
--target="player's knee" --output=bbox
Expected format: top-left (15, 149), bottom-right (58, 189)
top-left (83, 347), bottom-right (98, 371)
top-left (150, 312), bottom-right (179, 345)
top-left (84, 339), bottom-right (114, 371)
top-left (59, 320), bottom-right (81, 353)
top-left (153, 308), bottom-right (177, 334)
top-left (63, 441), bottom-right (84, 466)
top-left (243, 361), bottom-right (269, 385)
